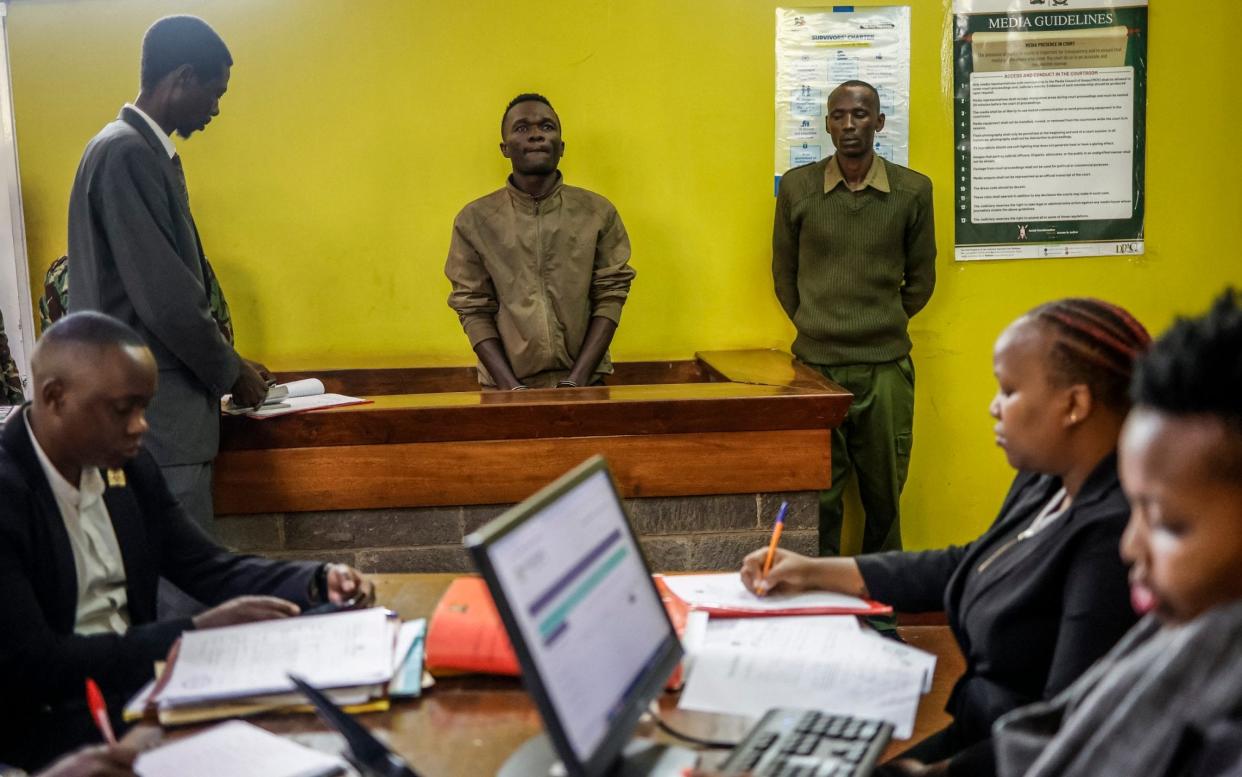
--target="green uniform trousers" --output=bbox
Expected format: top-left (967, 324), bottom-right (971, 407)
top-left (810, 356), bottom-right (915, 557)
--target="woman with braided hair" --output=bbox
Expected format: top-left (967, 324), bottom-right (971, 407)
top-left (735, 298), bottom-right (1154, 777)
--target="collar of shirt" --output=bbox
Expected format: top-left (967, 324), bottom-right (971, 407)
top-left (24, 408), bottom-right (106, 512)
top-left (823, 153), bottom-right (890, 194)
top-left (505, 171), bottom-right (565, 214)
top-left (125, 102), bottom-right (177, 159)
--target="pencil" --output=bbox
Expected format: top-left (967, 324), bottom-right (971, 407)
top-left (757, 501), bottom-right (789, 595)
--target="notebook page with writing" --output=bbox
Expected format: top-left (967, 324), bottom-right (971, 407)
top-left (661, 572), bottom-right (884, 614)
top-left (678, 629), bottom-right (929, 739)
top-left (156, 608), bottom-right (396, 707)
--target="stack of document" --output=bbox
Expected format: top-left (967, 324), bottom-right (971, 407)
top-left (677, 612), bottom-right (936, 740)
top-left (139, 609), bottom-right (426, 725)
top-left (222, 378), bottom-right (368, 419)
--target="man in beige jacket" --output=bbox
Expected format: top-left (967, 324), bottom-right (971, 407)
top-left (445, 93), bottom-right (635, 390)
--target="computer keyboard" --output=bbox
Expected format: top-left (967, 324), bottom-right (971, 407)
top-left (716, 708), bottom-right (893, 777)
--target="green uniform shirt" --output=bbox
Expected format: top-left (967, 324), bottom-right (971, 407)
top-left (773, 154), bottom-right (936, 366)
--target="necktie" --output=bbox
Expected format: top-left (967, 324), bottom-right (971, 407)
top-left (170, 153), bottom-right (190, 204)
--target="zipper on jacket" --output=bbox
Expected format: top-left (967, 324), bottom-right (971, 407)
top-left (976, 535), bottom-right (1024, 574)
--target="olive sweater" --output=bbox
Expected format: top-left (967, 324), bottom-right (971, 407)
top-left (772, 155), bottom-right (936, 366)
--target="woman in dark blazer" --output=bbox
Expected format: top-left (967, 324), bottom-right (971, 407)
top-left (739, 298), bottom-right (1153, 777)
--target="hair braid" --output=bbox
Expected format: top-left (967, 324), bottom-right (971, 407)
top-left (1030, 298), bottom-right (1152, 412)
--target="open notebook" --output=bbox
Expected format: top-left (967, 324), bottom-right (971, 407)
top-left (142, 608), bottom-right (401, 725)
top-left (222, 378), bottom-right (367, 419)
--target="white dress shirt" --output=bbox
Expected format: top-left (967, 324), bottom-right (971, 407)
top-left (25, 412), bottom-right (131, 635)
top-left (124, 102), bottom-right (177, 159)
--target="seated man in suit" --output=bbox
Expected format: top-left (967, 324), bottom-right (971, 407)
top-left (991, 290), bottom-right (1242, 777)
top-left (0, 312), bottom-right (375, 772)
top-left (445, 93), bottom-right (636, 390)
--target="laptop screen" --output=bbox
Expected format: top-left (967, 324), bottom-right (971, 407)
top-left (468, 458), bottom-right (681, 775)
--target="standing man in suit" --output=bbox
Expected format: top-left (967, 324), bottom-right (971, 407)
top-left (772, 79), bottom-right (936, 558)
top-left (0, 312), bottom-right (374, 771)
top-left (68, 16), bottom-right (267, 533)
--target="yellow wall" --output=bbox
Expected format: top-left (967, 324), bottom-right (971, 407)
top-left (7, 0), bottom-right (1241, 549)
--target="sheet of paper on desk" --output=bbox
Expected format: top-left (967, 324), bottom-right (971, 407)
top-left (134, 719), bottom-right (347, 777)
top-left (222, 378), bottom-right (325, 414)
top-left (678, 629), bottom-right (931, 739)
top-left (245, 393), bottom-right (367, 419)
top-left (661, 572), bottom-right (875, 613)
top-left (701, 614), bottom-right (860, 650)
top-left (157, 608), bottom-right (397, 706)
top-left (681, 613), bottom-right (861, 676)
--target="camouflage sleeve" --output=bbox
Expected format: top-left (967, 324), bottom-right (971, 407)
top-left (0, 310), bottom-right (25, 404)
top-left (38, 255), bottom-right (68, 332)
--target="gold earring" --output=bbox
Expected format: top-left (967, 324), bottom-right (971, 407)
top-left (1069, 413), bottom-right (1078, 423)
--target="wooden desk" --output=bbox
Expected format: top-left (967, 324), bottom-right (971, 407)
top-left (208, 351), bottom-right (854, 574)
top-left (214, 350), bottom-right (852, 514)
top-left (168, 574), bottom-right (964, 774)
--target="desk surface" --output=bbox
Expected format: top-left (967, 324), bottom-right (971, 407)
top-left (171, 574), bottom-right (964, 774)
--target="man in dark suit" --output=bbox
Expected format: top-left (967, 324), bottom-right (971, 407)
top-left (67, 16), bottom-right (266, 532)
top-left (0, 313), bottom-right (374, 772)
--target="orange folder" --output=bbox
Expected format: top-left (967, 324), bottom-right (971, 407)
top-left (424, 576), bottom-right (690, 689)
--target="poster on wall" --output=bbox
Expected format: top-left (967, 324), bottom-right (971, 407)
top-left (775, 7), bottom-right (911, 194)
top-left (952, 0), bottom-right (1148, 261)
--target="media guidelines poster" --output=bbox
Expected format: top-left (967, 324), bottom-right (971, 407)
top-left (953, 0), bottom-right (1148, 261)
top-left (775, 7), bottom-right (911, 195)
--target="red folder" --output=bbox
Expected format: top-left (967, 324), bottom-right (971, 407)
top-left (425, 576), bottom-right (690, 689)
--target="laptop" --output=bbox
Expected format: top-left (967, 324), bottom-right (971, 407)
top-left (289, 674), bottom-right (422, 777)
top-left (466, 456), bottom-right (693, 777)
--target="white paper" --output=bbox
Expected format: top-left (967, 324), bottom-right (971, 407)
top-left (678, 631), bottom-right (927, 739)
top-left (135, 720), bottom-right (347, 777)
top-left (245, 393), bottom-right (363, 419)
top-left (278, 378), bottom-right (326, 399)
top-left (775, 6), bottom-right (913, 188)
top-left (661, 573), bottom-right (874, 613)
top-left (681, 610), bottom-right (710, 654)
top-left (157, 608), bottom-right (396, 706)
top-left (678, 620), bottom-right (935, 739)
top-left (858, 630), bottom-right (938, 694)
top-left (700, 614), bottom-right (860, 652)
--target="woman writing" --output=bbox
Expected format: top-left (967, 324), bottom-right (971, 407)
top-left (740, 299), bottom-right (1152, 777)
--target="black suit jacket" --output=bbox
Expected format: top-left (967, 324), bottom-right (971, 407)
top-left (67, 107), bottom-right (241, 466)
top-left (857, 455), bottom-right (1136, 775)
top-left (0, 408), bottom-right (319, 769)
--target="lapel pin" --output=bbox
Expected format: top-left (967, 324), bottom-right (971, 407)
top-left (106, 469), bottom-right (127, 488)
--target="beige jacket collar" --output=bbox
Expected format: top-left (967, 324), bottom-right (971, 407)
top-left (505, 172), bottom-right (565, 213)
